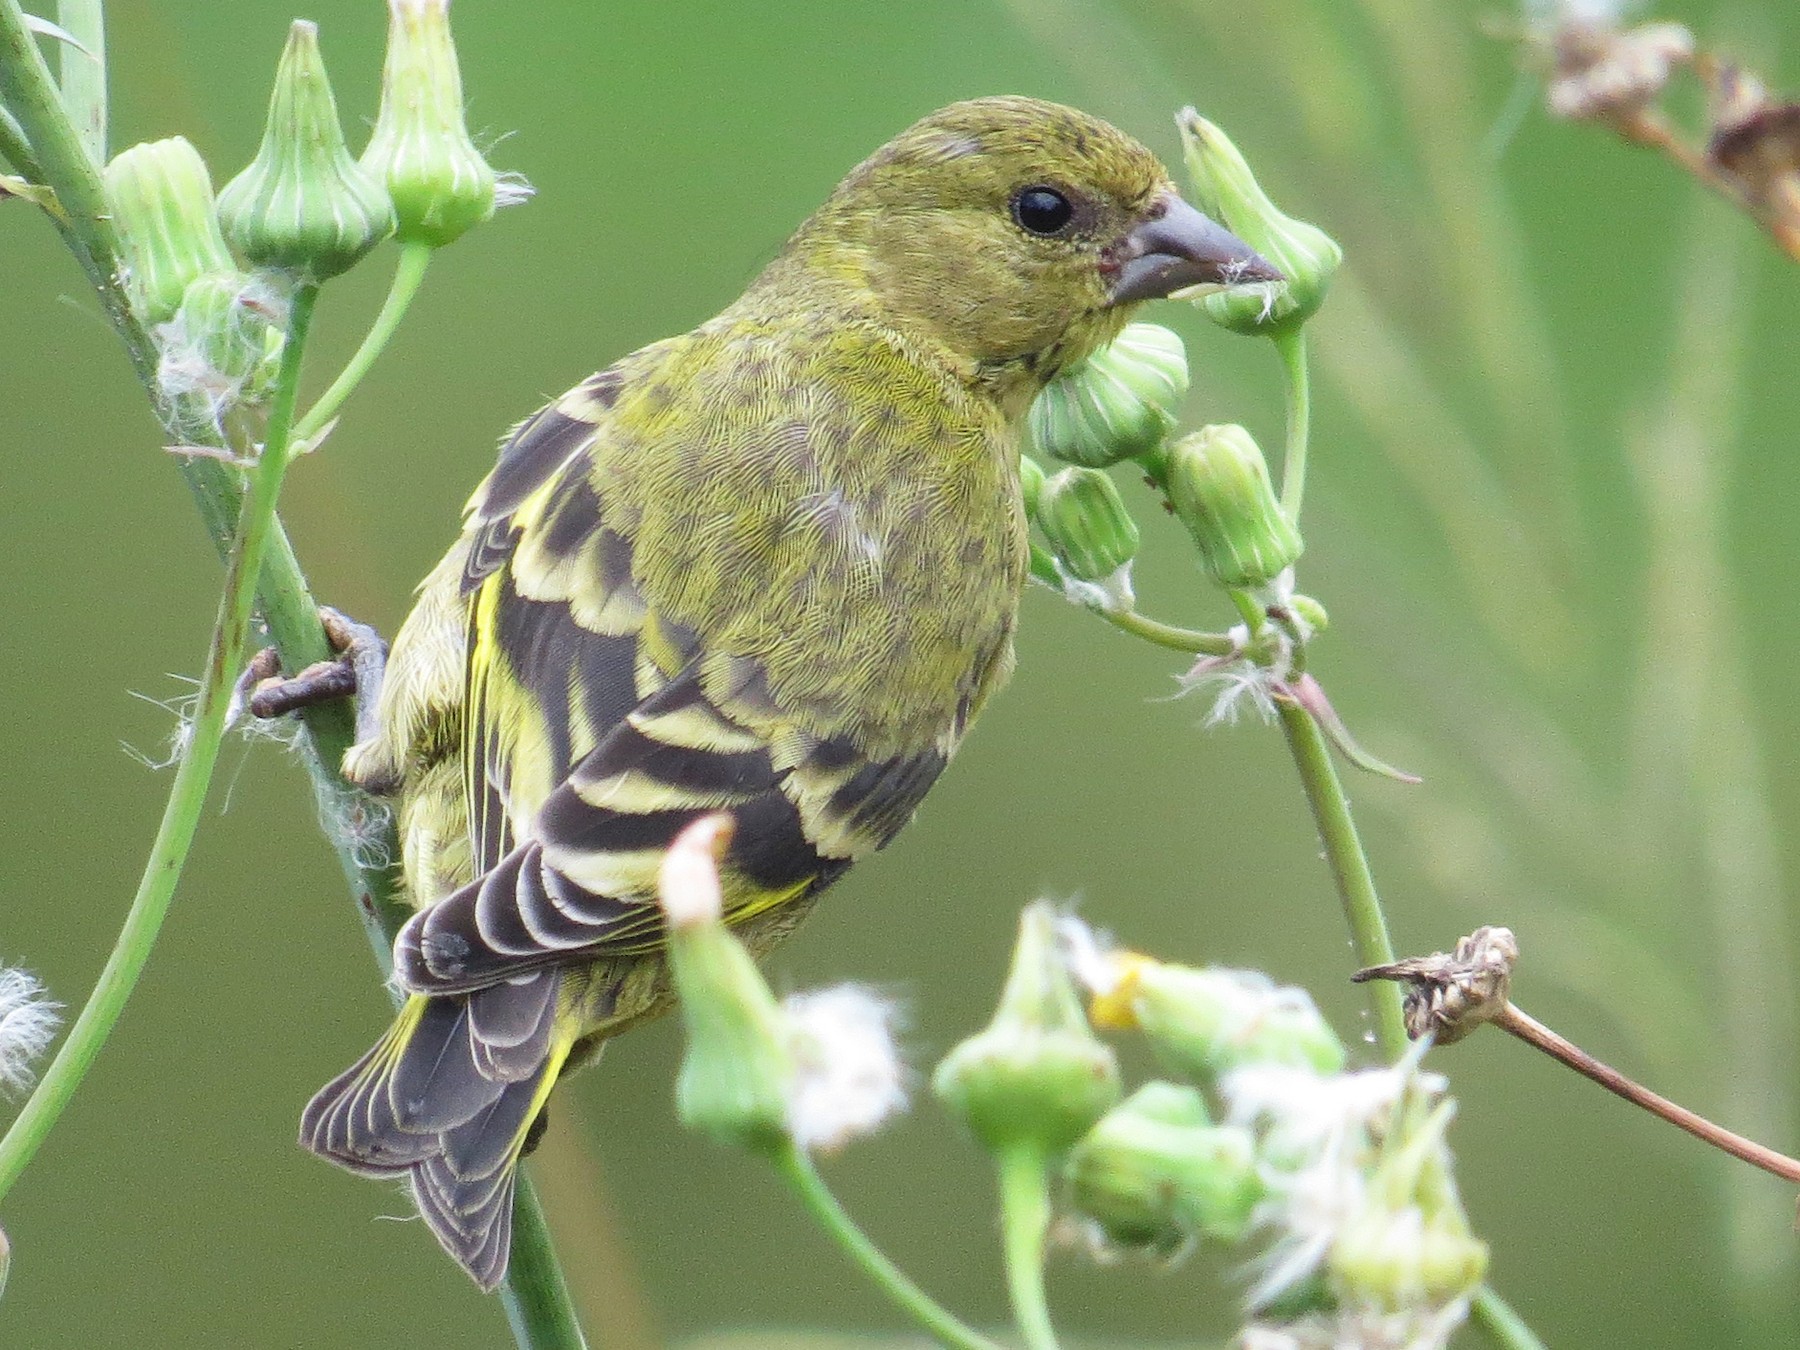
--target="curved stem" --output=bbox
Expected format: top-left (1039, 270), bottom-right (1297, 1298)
top-left (996, 1147), bottom-right (1059, 1350)
top-left (293, 239), bottom-right (432, 445)
top-left (1274, 325), bottom-right (1311, 520)
top-left (1277, 703), bottom-right (1409, 1059)
top-left (501, 1176), bottom-right (590, 1350)
top-left (0, 284), bottom-right (319, 1202)
top-left (1097, 607), bottom-right (1237, 655)
top-left (770, 1142), bottom-right (1000, 1350)
top-left (1472, 1286), bottom-right (1548, 1350)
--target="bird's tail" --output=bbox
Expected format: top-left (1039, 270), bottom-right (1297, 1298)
top-left (300, 969), bottom-right (570, 1290)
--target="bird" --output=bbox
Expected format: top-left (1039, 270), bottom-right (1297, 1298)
top-left (298, 95), bottom-right (1276, 1290)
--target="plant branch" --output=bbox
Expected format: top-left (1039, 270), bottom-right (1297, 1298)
top-left (501, 1179), bottom-right (590, 1350)
top-left (1277, 703), bottom-right (1409, 1057)
top-left (770, 1142), bottom-right (1001, 1350)
top-left (294, 239), bottom-right (432, 446)
top-left (1096, 607), bottom-right (1237, 655)
top-left (0, 283), bottom-right (319, 1201)
top-left (1492, 1003), bottom-right (1800, 1185)
top-left (1274, 325), bottom-right (1310, 520)
top-left (996, 1147), bottom-right (1060, 1350)
top-left (53, 0), bottom-right (104, 164)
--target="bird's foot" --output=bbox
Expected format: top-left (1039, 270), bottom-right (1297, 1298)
top-left (240, 606), bottom-right (388, 745)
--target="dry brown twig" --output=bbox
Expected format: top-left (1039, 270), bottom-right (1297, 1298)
top-left (1507, 7), bottom-right (1800, 261)
top-left (1357, 926), bottom-right (1800, 1187)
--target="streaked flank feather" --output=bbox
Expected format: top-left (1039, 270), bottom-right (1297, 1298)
top-left (301, 95), bottom-right (1274, 1290)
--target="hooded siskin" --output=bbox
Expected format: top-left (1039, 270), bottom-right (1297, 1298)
top-left (299, 96), bottom-right (1275, 1290)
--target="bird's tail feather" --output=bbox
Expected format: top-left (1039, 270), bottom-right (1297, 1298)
top-left (300, 971), bottom-right (568, 1290)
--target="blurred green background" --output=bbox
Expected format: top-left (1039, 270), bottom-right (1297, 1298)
top-left (5, 0), bottom-right (1800, 1344)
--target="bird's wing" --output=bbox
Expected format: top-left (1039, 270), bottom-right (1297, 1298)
top-left (391, 358), bottom-right (948, 996)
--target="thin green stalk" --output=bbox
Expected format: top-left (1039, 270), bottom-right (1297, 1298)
top-left (996, 1147), bottom-right (1059, 1350)
top-left (0, 284), bottom-right (318, 1201)
top-left (0, 103), bottom-right (41, 176)
top-left (1273, 325), bottom-right (1310, 519)
top-left (1472, 1287), bottom-right (1547, 1350)
top-left (294, 239), bottom-right (432, 445)
top-left (54, 0), bottom-right (104, 163)
top-left (1277, 702), bottom-right (1408, 1057)
top-left (1278, 706), bottom-right (1542, 1349)
top-left (501, 1177), bottom-right (590, 1350)
top-left (770, 1142), bottom-right (1000, 1350)
top-left (1098, 607), bottom-right (1236, 655)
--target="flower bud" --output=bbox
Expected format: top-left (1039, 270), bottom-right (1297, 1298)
top-left (1028, 323), bottom-right (1189, 468)
top-left (1094, 957), bottom-right (1345, 1081)
top-left (362, 0), bottom-right (500, 246)
top-left (1019, 453), bottom-right (1047, 521)
top-left (1167, 425), bottom-right (1302, 592)
top-left (933, 902), bottom-right (1121, 1158)
top-left (217, 21), bottom-right (394, 281)
top-left (1330, 1206), bottom-right (1489, 1312)
top-left (660, 817), bottom-right (795, 1153)
top-left (1178, 110), bottom-right (1342, 335)
top-left (1066, 1082), bottom-right (1263, 1253)
top-left (102, 137), bottom-right (235, 325)
top-left (1038, 467), bottom-right (1140, 586)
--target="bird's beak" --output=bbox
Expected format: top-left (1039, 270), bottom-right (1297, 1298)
top-left (1106, 193), bottom-right (1282, 305)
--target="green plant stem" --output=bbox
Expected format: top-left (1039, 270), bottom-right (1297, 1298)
top-left (1279, 701), bottom-right (1542, 1350)
top-left (996, 1147), bottom-right (1059, 1350)
top-left (501, 1178), bottom-right (589, 1350)
top-left (1274, 325), bottom-right (1310, 520)
top-left (1098, 606), bottom-right (1237, 655)
top-left (54, 0), bottom-right (104, 163)
top-left (1473, 1287), bottom-right (1547, 1350)
top-left (1277, 703), bottom-right (1408, 1056)
top-left (0, 284), bottom-right (318, 1203)
top-left (769, 1142), bottom-right (1000, 1350)
top-left (294, 239), bottom-right (432, 445)
top-left (0, 103), bottom-right (42, 176)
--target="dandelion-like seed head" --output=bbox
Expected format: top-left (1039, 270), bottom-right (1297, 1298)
top-left (0, 967), bottom-right (61, 1098)
top-left (782, 985), bottom-right (909, 1152)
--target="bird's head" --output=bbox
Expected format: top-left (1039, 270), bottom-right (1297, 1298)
top-left (771, 96), bottom-right (1279, 412)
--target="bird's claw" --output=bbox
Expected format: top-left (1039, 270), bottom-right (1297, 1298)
top-left (239, 606), bottom-right (388, 744)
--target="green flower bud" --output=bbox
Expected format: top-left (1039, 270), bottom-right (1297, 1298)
top-left (217, 21), bottom-right (394, 281)
top-left (1167, 424), bottom-right (1302, 593)
top-left (1286, 592), bottom-right (1329, 636)
top-left (1329, 1206), bottom-right (1489, 1312)
top-left (156, 272), bottom-right (286, 407)
top-left (1028, 323), bottom-right (1189, 468)
top-left (1094, 956), bottom-right (1345, 1081)
top-left (1066, 1082), bottom-right (1263, 1254)
top-left (933, 902), bottom-right (1121, 1158)
top-left (102, 137), bottom-right (235, 325)
top-left (1177, 109), bottom-right (1342, 335)
top-left (362, 0), bottom-right (500, 247)
top-left (1019, 453), bottom-right (1047, 521)
top-left (661, 817), bottom-right (795, 1153)
top-left (1038, 466), bottom-right (1140, 586)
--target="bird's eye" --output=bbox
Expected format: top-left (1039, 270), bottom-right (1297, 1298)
top-left (1012, 186), bottom-right (1075, 236)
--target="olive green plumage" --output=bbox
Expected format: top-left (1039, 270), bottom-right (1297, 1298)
top-left (300, 95), bottom-right (1272, 1291)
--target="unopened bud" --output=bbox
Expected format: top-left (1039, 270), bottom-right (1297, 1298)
top-left (660, 817), bottom-right (795, 1153)
top-left (1019, 453), bottom-right (1047, 521)
top-left (363, 0), bottom-right (502, 246)
top-left (217, 21), bottom-right (394, 281)
top-left (1038, 466), bottom-right (1140, 589)
top-left (103, 137), bottom-right (235, 325)
top-left (1066, 1081), bottom-right (1262, 1253)
top-left (1095, 958), bottom-right (1345, 1081)
top-left (1028, 323), bottom-right (1189, 467)
top-left (933, 903), bottom-right (1121, 1158)
top-left (1330, 1206), bottom-right (1489, 1312)
top-left (1167, 424), bottom-right (1301, 592)
top-left (1178, 110), bottom-right (1341, 335)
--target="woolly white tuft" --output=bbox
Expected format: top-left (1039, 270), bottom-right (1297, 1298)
top-left (782, 985), bottom-right (908, 1153)
top-left (0, 967), bottom-right (61, 1098)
